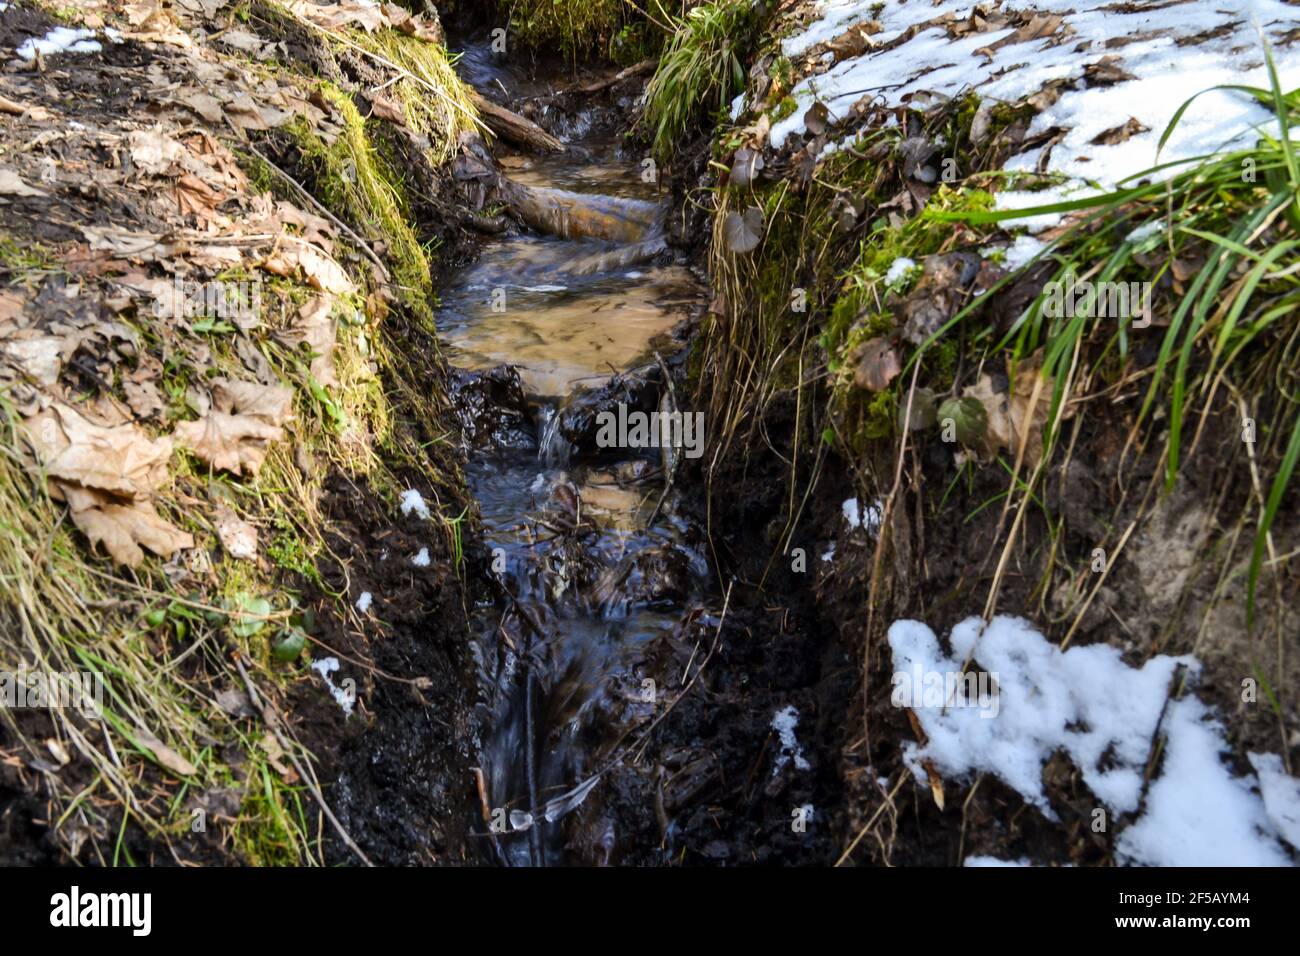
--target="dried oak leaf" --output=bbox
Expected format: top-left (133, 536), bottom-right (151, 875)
top-left (285, 295), bottom-right (337, 388)
top-left (175, 173), bottom-right (224, 220)
top-left (174, 378), bottom-right (293, 477)
top-left (61, 484), bottom-right (194, 569)
top-left (261, 237), bottom-right (356, 295)
top-left (24, 402), bottom-right (173, 498)
top-left (1090, 116), bottom-right (1149, 146)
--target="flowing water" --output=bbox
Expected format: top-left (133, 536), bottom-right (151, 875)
top-left (437, 137), bottom-right (707, 864)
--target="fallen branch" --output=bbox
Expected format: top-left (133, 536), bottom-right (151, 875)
top-left (470, 92), bottom-right (565, 154)
top-left (570, 58), bottom-right (656, 94)
top-left (244, 144), bottom-right (391, 282)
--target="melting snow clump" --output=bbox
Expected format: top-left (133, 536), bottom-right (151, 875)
top-left (889, 615), bottom-right (1296, 865)
top-left (771, 705), bottom-right (811, 775)
top-left (885, 256), bottom-right (917, 285)
top-left (399, 488), bottom-right (430, 519)
top-left (311, 657), bottom-right (354, 717)
top-left (17, 27), bottom-right (101, 61)
top-left (355, 591), bottom-right (373, 613)
top-left (411, 547), bottom-right (430, 567)
top-left (964, 856), bottom-right (1032, 867)
top-left (842, 497), bottom-right (882, 534)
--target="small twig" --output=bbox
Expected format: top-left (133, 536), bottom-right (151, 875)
top-left (243, 144), bottom-right (390, 281)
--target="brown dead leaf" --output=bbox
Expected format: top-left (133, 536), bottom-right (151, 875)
top-left (129, 127), bottom-right (185, 176)
top-left (286, 295), bottom-right (337, 388)
top-left (0, 167), bottom-right (48, 198)
top-left (214, 504), bottom-right (258, 560)
top-left (174, 377), bottom-right (293, 476)
top-left (133, 725), bottom-right (198, 777)
top-left (124, 378), bottom-right (165, 419)
top-left (175, 90), bottom-right (225, 124)
top-left (851, 337), bottom-right (901, 392)
top-left (23, 402), bottom-right (174, 498)
top-left (175, 173), bottom-right (224, 220)
top-left (368, 93), bottom-right (407, 126)
top-left (1, 334), bottom-right (64, 386)
top-left (961, 354), bottom-right (1066, 467)
top-left (0, 290), bottom-right (24, 324)
top-left (1083, 55), bottom-right (1136, 86)
top-left (262, 237), bottom-right (355, 295)
top-left (1090, 116), bottom-right (1149, 146)
top-left (61, 484), bottom-right (193, 568)
top-left (81, 225), bottom-right (176, 262)
top-left (0, 95), bottom-right (54, 121)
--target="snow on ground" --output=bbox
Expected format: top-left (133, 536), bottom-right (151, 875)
top-left (771, 704), bottom-right (812, 774)
top-left (311, 657), bottom-right (355, 717)
top-left (355, 591), bottom-right (373, 613)
top-left (767, 0), bottom-right (1300, 227)
top-left (411, 546), bottom-right (430, 567)
top-left (964, 855), bottom-right (1032, 866)
top-left (842, 496), bottom-right (882, 533)
top-left (885, 255), bottom-right (918, 285)
top-left (15, 27), bottom-right (101, 61)
top-left (888, 615), bottom-right (1295, 865)
top-left (399, 488), bottom-right (430, 519)
top-left (1249, 753), bottom-right (1300, 851)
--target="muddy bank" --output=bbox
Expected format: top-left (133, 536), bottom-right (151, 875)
top-left (0, 0), bottom-right (487, 867)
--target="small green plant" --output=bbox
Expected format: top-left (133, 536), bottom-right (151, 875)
top-left (639, 0), bottom-right (756, 164)
top-left (930, 46), bottom-right (1300, 626)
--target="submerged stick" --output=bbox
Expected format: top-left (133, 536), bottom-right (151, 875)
top-left (524, 668), bottom-right (544, 867)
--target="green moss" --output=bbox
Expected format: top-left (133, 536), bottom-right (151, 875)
top-left (287, 85), bottom-right (433, 323)
top-left (771, 96), bottom-right (797, 123)
top-left (510, 0), bottom-right (628, 60)
top-left (267, 515), bottom-right (323, 587)
top-left (347, 28), bottom-right (477, 166)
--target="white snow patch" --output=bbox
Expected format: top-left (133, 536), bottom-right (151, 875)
top-left (885, 256), bottom-right (918, 285)
top-left (311, 657), bottom-right (354, 717)
top-left (821, 543), bottom-right (836, 563)
top-left (889, 615), bottom-right (1295, 866)
top-left (411, 547), bottom-right (430, 567)
top-left (399, 488), bottom-right (430, 520)
top-left (1001, 234), bottom-right (1047, 271)
top-left (768, 0), bottom-right (1300, 222)
top-left (771, 705), bottom-right (811, 775)
top-left (1249, 753), bottom-right (1300, 851)
top-left (355, 591), bottom-right (373, 614)
top-left (16, 27), bottom-right (101, 60)
top-left (1115, 697), bottom-right (1289, 866)
top-left (1125, 220), bottom-right (1164, 245)
top-left (964, 855), bottom-right (1032, 867)
top-left (842, 497), bottom-right (882, 533)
